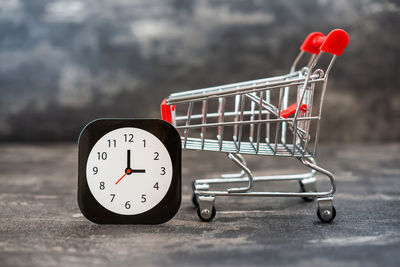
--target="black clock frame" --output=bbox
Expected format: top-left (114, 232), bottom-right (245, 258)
top-left (78, 118), bottom-right (181, 224)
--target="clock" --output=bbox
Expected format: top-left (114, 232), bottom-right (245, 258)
top-left (78, 119), bottom-right (181, 224)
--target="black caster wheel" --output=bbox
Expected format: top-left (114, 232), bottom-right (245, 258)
top-left (299, 181), bottom-right (315, 202)
top-left (317, 206), bottom-right (336, 223)
top-left (197, 206), bottom-right (216, 222)
top-left (192, 194), bottom-right (199, 207)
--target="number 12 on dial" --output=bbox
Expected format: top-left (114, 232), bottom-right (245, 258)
top-left (78, 119), bottom-right (181, 224)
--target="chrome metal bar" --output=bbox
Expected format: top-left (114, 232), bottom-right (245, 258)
top-left (176, 116), bottom-right (319, 130)
top-left (249, 92), bottom-right (256, 146)
top-left (237, 94), bottom-right (245, 150)
top-left (256, 91), bottom-right (263, 153)
top-left (233, 95), bottom-right (240, 140)
top-left (201, 100), bottom-right (207, 149)
top-left (226, 153), bottom-right (254, 193)
top-left (170, 71), bottom-right (302, 98)
top-left (217, 97), bottom-right (226, 151)
top-left (183, 102), bottom-right (193, 148)
top-left (220, 153), bottom-right (247, 178)
top-left (243, 92), bottom-right (310, 138)
top-left (245, 93), bottom-right (278, 117)
top-left (265, 90), bottom-right (270, 143)
top-left (194, 190), bottom-right (331, 198)
top-left (176, 109), bottom-right (272, 121)
top-left (168, 76), bottom-right (323, 104)
top-left (197, 172), bottom-right (315, 184)
top-left (274, 88), bottom-right (284, 154)
top-left (281, 85), bottom-right (289, 144)
top-left (183, 137), bottom-right (312, 156)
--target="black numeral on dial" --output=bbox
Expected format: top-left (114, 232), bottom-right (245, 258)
top-left (99, 182), bottom-right (105, 190)
top-left (97, 152), bottom-right (107, 160)
top-left (124, 134), bottom-right (134, 142)
top-left (107, 139), bottom-right (116, 148)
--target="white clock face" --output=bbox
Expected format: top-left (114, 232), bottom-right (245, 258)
top-left (86, 127), bottom-right (173, 215)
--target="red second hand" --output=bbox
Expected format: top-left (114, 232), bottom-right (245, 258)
top-left (115, 172), bottom-right (127, 185)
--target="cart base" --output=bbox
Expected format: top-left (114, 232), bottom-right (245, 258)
top-left (192, 153), bottom-right (336, 223)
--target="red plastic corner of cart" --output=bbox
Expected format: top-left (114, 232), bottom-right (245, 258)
top-left (300, 32), bottom-right (325, 55)
top-left (161, 98), bottom-right (175, 123)
top-left (320, 29), bottom-right (349, 56)
top-left (281, 103), bottom-right (307, 118)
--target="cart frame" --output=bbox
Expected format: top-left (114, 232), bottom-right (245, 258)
top-left (161, 29), bottom-right (349, 222)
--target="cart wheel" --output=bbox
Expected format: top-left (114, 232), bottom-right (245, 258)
top-left (299, 180), bottom-right (315, 202)
top-left (192, 193), bottom-right (199, 207)
top-left (197, 206), bottom-right (216, 222)
top-left (317, 206), bottom-right (336, 223)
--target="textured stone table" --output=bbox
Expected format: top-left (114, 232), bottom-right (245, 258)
top-left (0, 143), bottom-right (399, 266)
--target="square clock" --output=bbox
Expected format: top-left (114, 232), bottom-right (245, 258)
top-left (78, 119), bottom-right (181, 224)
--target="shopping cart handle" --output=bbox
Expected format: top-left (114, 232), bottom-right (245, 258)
top-left (301, 29), bottom-right (349, 56)
top-left (301, 32), bottom-right (325, 55)
top-left (281, 103), bottom-right (307, 118)
top-left (320, 29), bottom-right (349, 56)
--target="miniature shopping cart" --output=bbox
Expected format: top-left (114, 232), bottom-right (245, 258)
top-left (161, 29), bottom-right (349, 222)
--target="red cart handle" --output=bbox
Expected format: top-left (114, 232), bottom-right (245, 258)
top-left (301, 29), bottom-right (349, 56)
top-left (161, 98), bottom-right (176, 124)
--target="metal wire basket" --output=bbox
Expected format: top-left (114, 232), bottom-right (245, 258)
top-left (161, 29), bottom-right (349, 222)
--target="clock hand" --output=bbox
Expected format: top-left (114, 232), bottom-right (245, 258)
top-left (127, 149), bottom-right (131, 167)
top-left (130, 169), bottom-right (146, 173)
top-left (125, 150), bottom-right (133, 174)
top-left (115, 171), bottom-right (128, 185)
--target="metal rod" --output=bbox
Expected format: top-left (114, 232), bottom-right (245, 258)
top-left (265, 90), bottom-right (270, 143)
top-left (256, 91), bottom-right (263, 153)
top-left (217, 97), bottom-right (226, 151)
top-left (169, 71), bottom-right (303, 98)
top-left (201, 100), bottom-right (207, 149)
top-left (237, 94), bottom-right (245, 150)
top-left (274, 88), bottom-right (284, 154)
top-left (249, 92), bottom-right (256, 146)
top-left (176, 116), bottom-right (319, 130)
top-left (168, 76), bottom-right (323, 104)
top-left (233, 94), bottom-right (240, 140)
top-left (183, 102), bottom-right (193, 148)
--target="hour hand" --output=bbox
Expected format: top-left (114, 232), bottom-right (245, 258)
top-left (130, 169), bottom-right (146, 173)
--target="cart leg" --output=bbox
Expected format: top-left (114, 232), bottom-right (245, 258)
top-left (227, 153), bottom-right (254, 193)
top-left (221, 153), bottom-right (247, 178)
top-left (299, 176), bottom-right (316, 202)
top-left (192, 182), bottom-right (209, 207)
top-left (197, 195), bottom-right (216, 221)
top-left (317, 196), bottom-right (336, 223)
top-left (298, 157), bottom-right (336, 222)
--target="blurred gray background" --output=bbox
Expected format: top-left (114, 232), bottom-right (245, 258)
top-left (0, 0), bottom-right (399, 142)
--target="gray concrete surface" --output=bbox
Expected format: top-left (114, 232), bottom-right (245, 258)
top-left (0, 143), bottom-right (399, 266)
